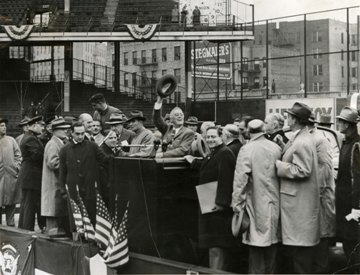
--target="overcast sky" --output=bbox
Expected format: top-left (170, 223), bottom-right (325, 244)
top-left (252, 0), bottom-right (359, 22)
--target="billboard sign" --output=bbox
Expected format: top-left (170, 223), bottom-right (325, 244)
top-left (266, 98), bottom-right (335, 127)
top-left (179, 0), bottom-right (227, 26)
top-left (191, 41), bottom-right (232, 80)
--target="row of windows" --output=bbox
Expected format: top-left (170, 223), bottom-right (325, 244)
top-left (312, 82), bottom-right (359, 92)
top-left (123, 46), bottom-right (181, 66)
top-left (122, 68), bottom-right (181, 87)
top-left (341, 33), bottom-right (358, 45)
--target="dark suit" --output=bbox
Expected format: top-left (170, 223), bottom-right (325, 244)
top-left (59, 140), bottom-right (109, 224)
top-left (153, 109), bottom-right (194, 157)
top-left (18, 132), bottom-right (46, 230)
top-left (195, 144), bottom-right (237, 271)
top-left (227, 139), bottom-right (242, 158)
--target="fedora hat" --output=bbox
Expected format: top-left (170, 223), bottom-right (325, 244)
top-left (18, 118), bottom-right (29, 127)
top-left (28, 116), bottom-right (43, 126)
top-left (336, 106), bottom-right (359, 124)
top-left (0, 117), bottom-right (8, 124)
top-left (308, 112), bottom-right (319, 124)
top-left (105, 113), bottom-right (126, 125)
top-left (52, 117), bottom-right (71, 130)
top-left (185, 116), bottom-right (199, 125)
top-left (156, 74), bottom-right (178, 98)
top-left (319, 114), bottom-right (333, 125)
top-left (126, 110), bottom-right (146, 123)
top-left (285, 102), bottom-right (311, 122)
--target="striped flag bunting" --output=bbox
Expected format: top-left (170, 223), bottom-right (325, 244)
top-left (95, 190), bottom-right (112, 249)
top-left (104, 206), bottom-right (129, 268)
top-left (76, 187), bottom-right (95, 241)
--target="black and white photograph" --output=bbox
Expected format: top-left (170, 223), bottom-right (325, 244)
top-left (0, 0), bottom-right (359, 274)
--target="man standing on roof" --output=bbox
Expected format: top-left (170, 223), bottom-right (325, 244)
top-left (89, 93), bottom-right (123, 135)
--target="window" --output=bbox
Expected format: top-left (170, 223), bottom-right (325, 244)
top-left (124, 73), bottom-right (128, 87)
top-left (151, 71), bottom-right (157, 87)
top-left (141, 50), bottom-right (146, 64)
top-left (162, 69), bottom-right (167, 76)
top-left (352, 67), bottom-right (357, 78)
top-left (353, 84), bottom-right (357, 91)
top-left (263, 77), bottom-right (267, 87)
top-left (174, 46), bottom-right (181, 60)
top-left (352, 34), bottom-right (357, 46)
top-left (341, 50), bottom-right (344, 61)
top-left (313, 82), bottom-right (323, 92)
top-left (242, 57), bottom-right (248, 70)
top-left (342, 66), bottom-right (344, 78)
top-left (174, 68), bottom-right (181, 83)
top-left (341, 32), bottom-right (344, 44)
top-left (352, 51), bottom-right (357, 62)
top-left (123, 52), bottom-right (128, 65)
top-left (254, 58), bottom-right (260, 70)
top-left (254, 77), bottom-right (260, 88)
top-left (242, 77), bottom-right (248, 89)
top-left (141, 71), bottom-right (147, 85)
top-left (258, 35), bottom-right (262, 44)
top-left (313, 64), bottom-right (323, 76)
top-left (132, 72), bottom-right (137, 87)
top-left (132, 51), bottom-right (137, 65)
top-left (162, 48), bottom-right (167, 61)
top-left (262, 57), bottom-right (267, 68)
top-left (312, 31), bottom-right (322, 42)
top-left (312, 48), bottom-right (322, 59)
top-left (152, 49), bottom-right (157, 63)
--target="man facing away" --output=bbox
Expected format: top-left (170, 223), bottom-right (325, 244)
top-left (18, 116), bottom-right (46, 231)
top-left (232, 119), bottom-right (281, 274)
top-left (89, 93), bottom-right (123, 135)
top-left (153, 95), bottom-right (194, 158)
top-left (0, 118), bottom-right (22, 226)
top-left (275, 102), bottom-right (320, 274)
top-left (41, 117), bottom-right (71, 236)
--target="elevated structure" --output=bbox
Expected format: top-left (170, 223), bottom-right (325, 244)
top-left (0, 0), bottom-right (254, 42)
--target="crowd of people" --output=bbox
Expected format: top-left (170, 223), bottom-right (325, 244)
top-left (1, 92), bottom-right (360, 274)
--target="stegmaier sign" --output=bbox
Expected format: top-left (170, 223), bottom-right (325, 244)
top-left (191, 41), bottom-right (232, 80)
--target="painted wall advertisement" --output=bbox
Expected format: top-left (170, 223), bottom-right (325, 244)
top-left (191, 41), bottom-right (232, 80)
top-left (266, 98), bottom-right (336, 127)
top-left (179, 0), bottom-right (227, 26)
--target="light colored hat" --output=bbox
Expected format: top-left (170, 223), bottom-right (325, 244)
top-left (336, 107), bottom-right (358, 124)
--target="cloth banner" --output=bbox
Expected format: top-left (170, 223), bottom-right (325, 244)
top-left (0, 226), bottom-right (35, 275)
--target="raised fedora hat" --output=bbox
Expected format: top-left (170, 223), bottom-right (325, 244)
top-left (185, 116), bottom-right (199, 125)
top-left (336, 106), bottom-right (359, 124)
top-left (319, 114), bottom-right (333, 125)
top-left (285, 102), bottom-right (312, 122)
top-left (105, 113), bottom-right (126, 125)
top-left (52, 117), bottom-right (71, 130)
top-left (126, 110), bottom-right (146, 123)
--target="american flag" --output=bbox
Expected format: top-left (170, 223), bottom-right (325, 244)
top-left (95, 190), bottom-right (112, 249)
top-left (103, 197), bottom-right (120, 259)
top-left (104, 206), bottom-right (129, 268)
top-left (77, 190), bottom-right (95, 241)
top-left (69, 197), bottom-right (84, 234)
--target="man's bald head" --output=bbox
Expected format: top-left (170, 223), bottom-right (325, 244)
top-left (79, 113), bottom-right (94, 133)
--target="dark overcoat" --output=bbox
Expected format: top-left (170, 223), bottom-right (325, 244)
top-left (227, 138), bottom-right (242, 158)
top-left (336, 132), bottom-right (360, 241)
top-left (18, 132), bottom-right (44, 191)
top-left (196, 143), bottom-right (237, 248)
